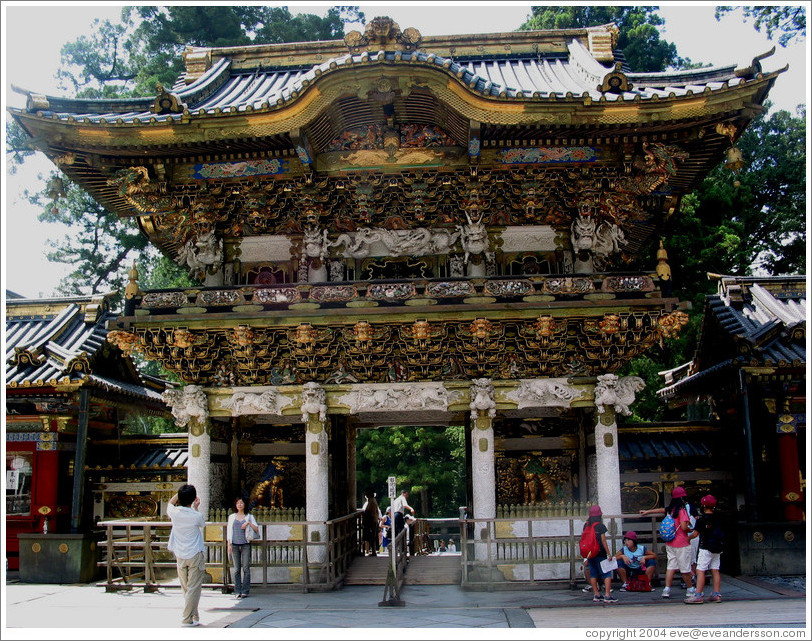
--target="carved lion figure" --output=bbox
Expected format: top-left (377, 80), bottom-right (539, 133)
top-left (469, 377), bottom-right (496, 420)
top-left (300, 382), bottom-right (327, 423)
top-left (162, 385), bottom-right (209, 427)
top-left (594, 374), bottom-right (645, 416)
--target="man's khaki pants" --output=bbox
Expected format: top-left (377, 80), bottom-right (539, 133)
top-left (177, 551), bottom-right (206, 624)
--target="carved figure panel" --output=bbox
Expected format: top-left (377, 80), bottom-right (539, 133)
top-left (163, 385), bottom-right (208, 427)
top-left (496, 454), bottom-right (574, 506)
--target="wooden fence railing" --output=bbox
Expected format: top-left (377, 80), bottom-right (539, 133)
top-left (98, 512), bottom-right (363, 593)
top-left (461, 512), bottom-right (663, 589)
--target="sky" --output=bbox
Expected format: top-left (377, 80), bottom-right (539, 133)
top-left (2, 1), bottom-right (809, 298)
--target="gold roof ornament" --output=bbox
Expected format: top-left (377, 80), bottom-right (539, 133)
top-left (124, 261), bottom-right (141, 300)
top-left (151, 83), bottom-right (186, 115)
top-left (344, 16), bottom-right (422, 53)
top-left (656, 240), bottom-right (671, 282)
top-left (716, 122), bottom-right (746, 186)
top-left (724, 146), bottom-right (746, 173)
top-left (46, 176), bottom-right (66, 201)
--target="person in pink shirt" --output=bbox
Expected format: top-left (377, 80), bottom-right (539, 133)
top-left (641, 486), bottom-right (696, 599)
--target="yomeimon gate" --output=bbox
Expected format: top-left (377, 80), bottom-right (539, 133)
top-left (11, 20), bottom-right (782, 585)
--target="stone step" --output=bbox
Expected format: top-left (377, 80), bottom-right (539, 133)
top-left (343, 554), bottom-right (462, 586)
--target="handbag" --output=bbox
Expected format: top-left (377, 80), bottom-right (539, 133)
top-left (626, 574), bottom-right (653, 592)
top-left (244, 516), bottom-right (259, 542)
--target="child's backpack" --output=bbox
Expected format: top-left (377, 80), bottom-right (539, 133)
top-left (626, 574), bottom-right (653, 592)
top-left (659, 513), bottom-right (677, 542)
top-left (579, 522), bottom-right (602, 558)
top-left (704, 515), bottom-right (725, 553)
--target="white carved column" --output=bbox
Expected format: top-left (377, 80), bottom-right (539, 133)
top-left (302, 383), bottom-right (328, 562)
top-left (188, 419), bottom-right (212, 518)
top-left (163, 385), bottom-right (212, 518)
top-left (470, 415), bottom-right (496, 520)
top-left (468, 378), bottom-right (497, 565)
top-left (593, 374), bottom-right (645, 517)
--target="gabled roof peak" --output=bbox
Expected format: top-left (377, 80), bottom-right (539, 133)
top-left (180, 20), bottom-right (621, 82)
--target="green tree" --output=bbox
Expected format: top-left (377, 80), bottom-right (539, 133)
top-left (9, 6), bottom-right (365, 297)
top-left (57, 6), bottom-right (365, 98)
top-left (26, 177), bottom-right (149, 300)
top-left (665, 105), bottom-right (806, 303)
top-left (520, 6), bottom-right (686, 71)
top-left (716, 5), bottom-right (807, 46)
top-left (622, 104), bottom-right (806, 415)
top-left (356, 425), bottom-right (465, 517)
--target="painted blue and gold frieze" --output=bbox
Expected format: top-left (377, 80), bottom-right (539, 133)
top-left (498, 147), bottom-right (599, 164)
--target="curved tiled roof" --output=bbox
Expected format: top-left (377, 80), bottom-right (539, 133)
top-left (17, 38), bottom-right (774, 126)
top-left (5, 294), bottom-right (161, 402)
top-left (619, 433), bottom-right (714, 460)
top-left (658, 276), bottom-right (806, 399)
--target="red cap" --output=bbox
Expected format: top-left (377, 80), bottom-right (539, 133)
top-left (623, 530), bottom-right (638, 542)
top-left (700, 494), bottom-right (717, 507)
top-left (589, 505), bottom-right (602, 517)
top-left (672, 486), bottom-right (687, 498)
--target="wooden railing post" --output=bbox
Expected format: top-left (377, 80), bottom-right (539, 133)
top-left (143, 525), bottom-right (157, 592)
top-left (221, 524), bottom-right (229, 593)
top-left (105, 523), bottom-right (114, 591)
top-left (301, 524), bottom-right (310, 593)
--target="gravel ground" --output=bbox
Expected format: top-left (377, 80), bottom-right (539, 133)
top-left (752, 575), bottom-right (806, 593)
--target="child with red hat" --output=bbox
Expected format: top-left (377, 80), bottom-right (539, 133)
top-left (685, 495), bottom-right (724, 604)
top-left (582, 505), bottom-right (618, 603)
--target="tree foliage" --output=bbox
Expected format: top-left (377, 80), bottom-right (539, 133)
top-left (57, 6), bottom-right (365, 98)
top-left (26, 177), bottom-right (149, 300)
top-left (665, 104), bottom-right (806, 305)
top-left (356, 425), bottom-right (465, 517)
top-left (10, 6), bottom-right (364, 297)
top-left (716, 5), bottom-right (807, 46)
top-left (520, 5), bottom-right (686, 71)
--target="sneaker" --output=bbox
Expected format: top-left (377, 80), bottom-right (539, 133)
top-left (684, 594), bottom-right (704, 604)
top-left (680, 581), bottom-right (688, 589)
top-left (662, 587), bottom-right (671, 598)
top-left (711, 592), bottom-right (722, 603)
top-left (686, 587), bottom-right (697, 596)
top-left (182, 621), bottom-right (201, 627)
top-left (582, 586), bottom-right (593, 593)
top-left (619, 583), bottom-right (628, 592)
top-left (604, 595), bottom-right (619, 603)
top-left (593, 595), bottom-right (604, 603)
top-left (241, 594), bottom-right (249, 598)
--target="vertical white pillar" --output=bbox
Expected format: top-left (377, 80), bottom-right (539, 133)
top-left (594, 406), bottom-right (622, 516)
top-left (188, 419), bottom-right (212, 519)
top-left (470, 415), bottom-right (496, 520)
top-left (593, 374), bottom-right (643, 518)
top-left (164, 385), bottom-right (212, 519)
top-left (305, 416), bottom-right (329, 562)
top-left (470, 414), bottom-right (496, 564)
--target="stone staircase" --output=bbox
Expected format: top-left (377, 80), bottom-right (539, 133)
top-left (342, 554), bottom-right (462, 586)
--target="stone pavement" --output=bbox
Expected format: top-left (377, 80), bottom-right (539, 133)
top-left (3, 572), bottom-right (807, 638)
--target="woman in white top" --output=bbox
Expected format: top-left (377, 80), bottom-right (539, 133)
top-left (226, 498), bottom-right (260, 598)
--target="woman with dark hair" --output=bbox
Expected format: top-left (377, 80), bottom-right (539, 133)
top-left (227, 497), bottom-right (260, 598)
top-left (361, 489), bottom-right (381, 556)
top-left (642, 486), bottom-right (696, 599)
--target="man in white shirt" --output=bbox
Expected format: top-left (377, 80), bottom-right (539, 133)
top-left (390, 490), bottom-right (415, 540)
top-left (167, 484), bottom-right (206, 627)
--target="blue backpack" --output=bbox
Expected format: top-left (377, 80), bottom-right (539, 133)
top-left (659, 513), bottom-right (677, 542)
